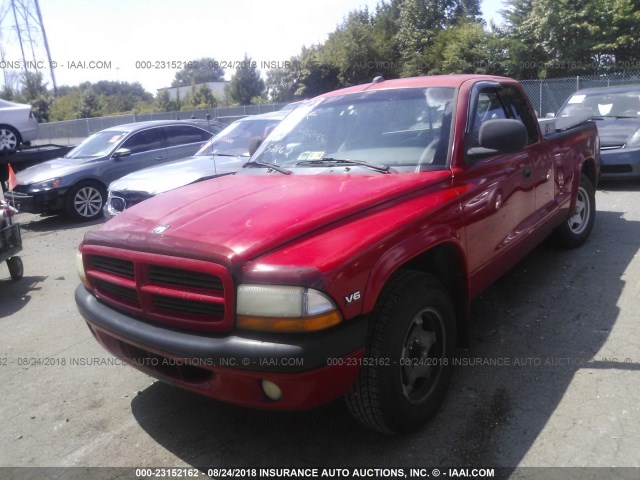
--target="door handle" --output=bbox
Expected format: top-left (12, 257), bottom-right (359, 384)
top-left (154, 156), bottom-right (166, 160)
top-left (522, 165), bottom-right (532, 179)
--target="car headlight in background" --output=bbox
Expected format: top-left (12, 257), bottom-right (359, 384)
top-left (27, 178), bottom-right (62, 192)
top-left (237, 284), bottom-right (342, 332)
top-left (626, 129), bottom-right (640, 148)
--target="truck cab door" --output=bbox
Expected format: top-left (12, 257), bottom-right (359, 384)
top-left (457, 84), bottom-right (537, 295)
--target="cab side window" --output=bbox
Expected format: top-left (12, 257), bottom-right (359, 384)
top-left (499, 86), bottom-right (539, 144)
top-left (468, 90), bottom-right (510, 150)
top-left (467, 86), bottom-right (539, 154)
top-left (121, 128), bottom-right (165, 154)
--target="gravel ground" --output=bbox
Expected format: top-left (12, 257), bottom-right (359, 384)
top-left (1, 182), bottom-right (639, 479)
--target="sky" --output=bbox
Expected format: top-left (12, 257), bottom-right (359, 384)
top-left (1, 0), bottom-right (506, 95)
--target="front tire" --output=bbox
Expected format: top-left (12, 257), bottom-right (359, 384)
top-left (66, 182), bottom-right (106, 221)
top-left (554, 173), bottom-right (595, 248)
top-left (346, 271), bottom-right (457, 434)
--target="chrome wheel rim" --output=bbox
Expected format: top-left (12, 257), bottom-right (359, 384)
top-left (74, 186), bottom-right (103, 218)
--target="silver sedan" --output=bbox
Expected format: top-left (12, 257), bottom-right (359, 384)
top-left (0, 99), bottom-right (39, 151)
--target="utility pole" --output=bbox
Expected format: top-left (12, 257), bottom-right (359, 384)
top-left (0, 0), bottom-right (57, 96)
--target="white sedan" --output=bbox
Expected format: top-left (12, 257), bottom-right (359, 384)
top-left (0, 99), bottom-right (39, 151)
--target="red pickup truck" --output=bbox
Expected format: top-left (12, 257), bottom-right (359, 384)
top-left (75, 75), bottom-right (599, 434)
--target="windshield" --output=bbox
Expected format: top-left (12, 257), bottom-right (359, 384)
top-left (558, 91), bottom-right (640, 120)
top-left (251, 87), bottom-right (456, 172)
top-left (66, 131), bottom-right (127, 159)
top-left (195, 118), bottom-right (280, 157)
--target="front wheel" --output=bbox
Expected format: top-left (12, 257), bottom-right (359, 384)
top-left (554, 173), bottom-right (595, 248)
top-left (346, 271), bottom-right (456, 434)
top-left (66, 182), bottom-right (106, 221)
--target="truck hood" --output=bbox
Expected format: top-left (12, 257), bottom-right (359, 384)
top-left (89, 171), bottom-right (453, 267)
top-left (108, 154), bottom-right (246, 196)
top-left (15, 156), bottom-right (99, 185)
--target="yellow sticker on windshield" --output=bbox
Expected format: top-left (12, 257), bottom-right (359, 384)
top-left (307, 151), bottom-right (325, 160)
top-left (298, 151), bottom-right (311, 160)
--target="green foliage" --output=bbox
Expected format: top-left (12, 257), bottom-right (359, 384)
top-left (172, 58), bottom-right (225, 87)
top-left (428, 22), bottom-right (508, 75)
top-left (226, 54), bottom-right (265, 105)
top-left (181, 83), bottom-right (219, 110)
top-left (78, 89), bottom-right (100, 118)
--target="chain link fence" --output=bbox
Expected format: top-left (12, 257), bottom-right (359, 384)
top-left (521, 72), bottom-right (640, 116)
top-left (35, 103), bottom-right (288, 145)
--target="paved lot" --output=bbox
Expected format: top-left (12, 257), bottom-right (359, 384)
top-left (1, 182), bottom-right (639, 477)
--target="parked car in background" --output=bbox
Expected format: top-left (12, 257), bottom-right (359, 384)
top-left (0, 99), bottom-right (39, 152)
top-left (4, 120), bottom-right (222, 220)
top-left (556, 85), bottom-right (640, 179)
top-left (104, 110), bottom-right (288, 218)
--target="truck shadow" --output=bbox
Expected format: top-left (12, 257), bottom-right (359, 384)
top-left (130, 210), bottom-right (637, 471)
top-left (0, 275), bottom-right (47, 318)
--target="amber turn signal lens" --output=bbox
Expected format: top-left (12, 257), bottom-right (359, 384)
top-left (238, 310), bottom-right (341, 332)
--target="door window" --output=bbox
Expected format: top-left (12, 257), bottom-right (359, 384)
top-left (121, 128), bottom-right (165, 154)
top-left (164, 126), bottom-right (210, 147)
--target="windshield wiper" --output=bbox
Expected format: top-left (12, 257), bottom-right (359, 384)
top-left (295, 157), bottom-right (392, 174)
top-left (204, 152), bottom-right (249, 158)
top-left (242, 160), bottom-right (292, 175)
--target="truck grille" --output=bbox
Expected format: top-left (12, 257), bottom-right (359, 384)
top-left (83, 246), bottom-right (234, 332)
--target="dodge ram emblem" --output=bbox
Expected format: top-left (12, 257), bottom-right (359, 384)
top-left (151, 224), bottom-right (171, 234)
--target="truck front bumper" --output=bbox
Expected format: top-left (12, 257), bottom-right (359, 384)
top-left (76, 286), bottom-right (367, 410)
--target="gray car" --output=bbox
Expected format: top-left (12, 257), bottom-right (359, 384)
top-left (104, 111), bottom-right (288, 218)
top-left (556, 85), bottom-right (640, 179)
top-left (5, 119), bottom-right (222, 220)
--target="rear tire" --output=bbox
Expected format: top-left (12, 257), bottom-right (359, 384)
top-left (0, 126), bottom-right (20, 152)
top-left (346, 271), bottom-right (456, 434)
top-left (554, 173), bottom-right (595, 248)
top-left (66, 181), bottom-right (106, 221)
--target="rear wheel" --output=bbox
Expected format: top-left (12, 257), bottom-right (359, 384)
top-left (554, 173), bottom-right (595, 248)
top-left (66, 182), bottom-right (106, 221)
top-left (0, 126), bottom-right (20, 152)
top-left (346, 271), bottom-right (456, 434)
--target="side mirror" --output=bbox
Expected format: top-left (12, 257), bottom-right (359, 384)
top-left (467, 119), bottom-right (528, 159)
top-left (112, 148), bottom-right (132, 160)
top-left (545, 112), bottom-right (556, 118)
top-left (248, 137), bottom-right (263, 157)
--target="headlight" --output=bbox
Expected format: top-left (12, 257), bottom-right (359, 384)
top-left (237, 285), bottom-right (341, 332)
top-left (76, 249), bottom-right (90, 289)
top-left (626, 129), bottom-right (640, 148)
top-left (28, 178), bottom-right (62, 192)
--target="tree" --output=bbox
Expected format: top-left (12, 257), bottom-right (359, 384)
top-left (226, 55), bottom-right (265, 105)
top-left (182, 83), bottom-right (218, 110)
top-left (427, 21), bottom-right (508, 75)
top-left (77, 89), bottom-right (100, 118)
top-left (265, 63), bottom-right (301, 102)
top-left (172, 58), bottom-right (225, 87)
top-left (18, 71), bottom-right (52, 122)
